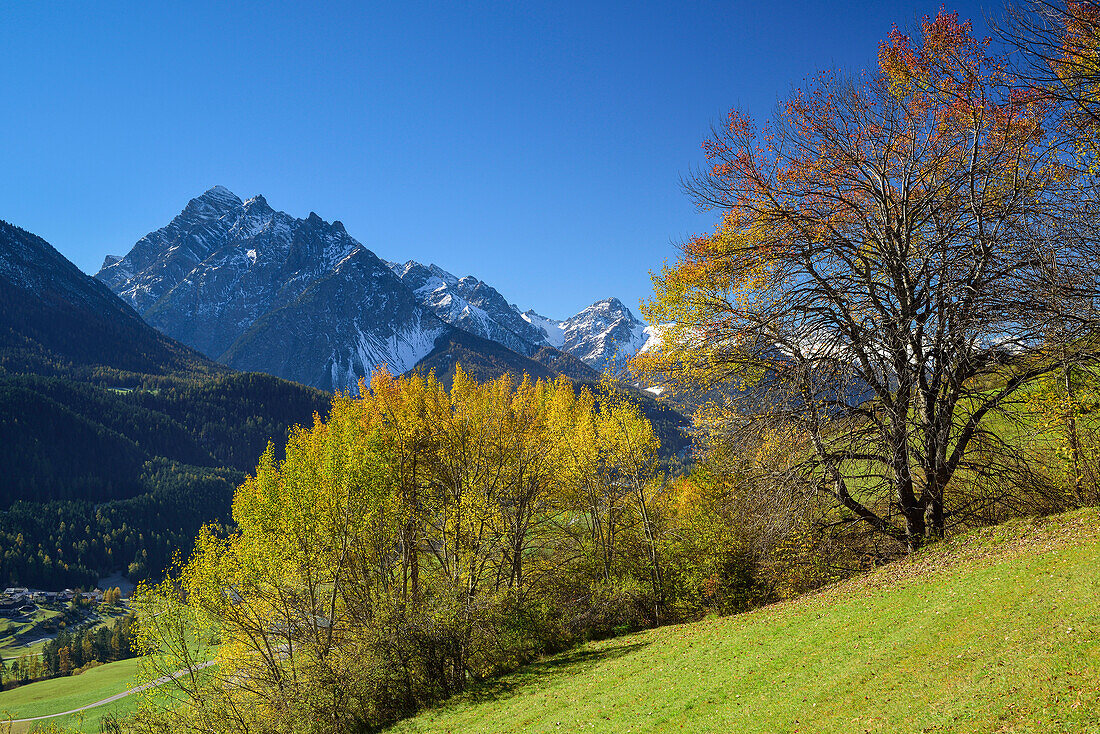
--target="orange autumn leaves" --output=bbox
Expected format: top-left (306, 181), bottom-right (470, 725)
top-left (633, 11), bottom-right (1056, 395)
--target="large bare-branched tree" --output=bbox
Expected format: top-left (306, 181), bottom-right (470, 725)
top-left (999, 1), bottom-right (1100, 162)
top-left (636, 12), bottom-right (1098, 551)
top-left (998, 1), bottom-right (1100, 310)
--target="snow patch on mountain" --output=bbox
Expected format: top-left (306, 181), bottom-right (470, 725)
top-left (521, 310), bottom-right (566, 348)
top-left (330, 320), bottom-right (444, 393)
top-left (522, 302), bottom-right (669, 368)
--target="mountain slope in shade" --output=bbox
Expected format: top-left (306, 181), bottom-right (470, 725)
top-left (411, 329), bottom-right (561, 386)
top-left (389, 260), bottom-right (547, 356)
top-left (529, 346), bottom-right (601, 382)
top-left (0, 218), bottom-right (220, 379)
top-left (221, 250), bottom-right (446, 391)
top-left (0, 217), bottom-right (334, 588)
top-left (97, 187), bottom-right (449, 391)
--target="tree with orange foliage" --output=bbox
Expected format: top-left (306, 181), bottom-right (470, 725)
top-left (1000, 1), bottom-right (1100, 166)
top-left (636, 12), bottom-right (1097, 551)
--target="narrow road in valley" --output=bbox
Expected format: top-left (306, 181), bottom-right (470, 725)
top-left (6, 660), bottom-right (215, 723)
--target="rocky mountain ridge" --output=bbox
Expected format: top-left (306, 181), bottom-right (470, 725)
top-left (389, 262), bottom-right (661, 368)
top-left (97, 187), bottom-right (448, 391)
top-left (97, 187), bottom-right (663, 389)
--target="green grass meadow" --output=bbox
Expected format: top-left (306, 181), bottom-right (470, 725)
top-left (0, 657), bottom-right (140, 733)
top-left (0, 609), bottom-right (62, 658)
top-left (390, 508), bottom-right (1100, 734)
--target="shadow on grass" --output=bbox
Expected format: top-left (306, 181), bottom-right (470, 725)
top-left (459, 639), bottom-right (651, 706)
top-left (377, 638), bottom-right (652, 732)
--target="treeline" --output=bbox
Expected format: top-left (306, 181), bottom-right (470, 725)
top-left (0, 460), bottom-right (241, 588)
top-left (42, 614), bottom-right (138, 676)
top-left (134, 369), bottom-right (754, 733)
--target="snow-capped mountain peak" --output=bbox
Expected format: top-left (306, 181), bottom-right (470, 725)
top-left (520, 298), bottom-right (656, 369)
top-left (95, 188), bottom-right (665, 387)
top-left (96, 188), bottom-right (447, 391)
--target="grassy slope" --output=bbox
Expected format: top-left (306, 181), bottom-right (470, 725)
top-left (392, 508), bottom-right (1100, 734)
top-left (0, 657), bottom-right (139, 717)
top-left (5, 696), bottom-right (134, 734)
top-left (0, 609), bottom-right (60, 657)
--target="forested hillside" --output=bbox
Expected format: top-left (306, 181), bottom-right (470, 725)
top-left (0, 221), bottom-right (333, 588)
top-left (0, 461), bottom-right (242, 588)
top-left (0, 219), bottom-right (220, 382)
top-left (0, 371), bottom-right (332, 588)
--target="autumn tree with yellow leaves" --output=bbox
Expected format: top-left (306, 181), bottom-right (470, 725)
top-left (131, 368), bottom-right (674, 733)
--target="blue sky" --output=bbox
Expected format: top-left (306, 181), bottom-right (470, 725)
top-left (0, 1), bottom-right (992, 318)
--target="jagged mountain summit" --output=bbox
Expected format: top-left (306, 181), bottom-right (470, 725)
top-left (387, 260), bottom-right (546, 357)
top-left (97, 187), bottom-right (448, 391)
top-left (391, 260), bottom-right (662, 369)
top-left (98, 187), bottom-right (663, 389)
top-left (523, 298), bottom-right (661, 369)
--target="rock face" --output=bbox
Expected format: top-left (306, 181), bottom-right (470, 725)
top-left (392, 261), bottom-right (663, 370)
top-left (97, 187), bottom-right (448, 391)
top-left (388, 261), bottom-right (547, 356)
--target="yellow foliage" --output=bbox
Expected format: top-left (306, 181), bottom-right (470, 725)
top-left (132, 367), bottom-right (666, 732)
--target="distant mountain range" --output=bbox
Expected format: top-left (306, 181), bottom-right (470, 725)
top-left (521, 300), bottom-right (661, 371)
top-left (96, 187), bottom-right (661, 390)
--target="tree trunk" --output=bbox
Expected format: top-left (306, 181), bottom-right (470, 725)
top-left (636, 487), bottom-right (664, 624)
top-left (903, 500), bottom-right (926, 553)
top-left (924, 495), bottom-right (944, 542)
top-left (1063, 364), bottom-right (1084, 501)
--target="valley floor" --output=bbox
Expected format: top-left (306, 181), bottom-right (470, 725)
top-left (390, 509), bottom-right (1100, 734)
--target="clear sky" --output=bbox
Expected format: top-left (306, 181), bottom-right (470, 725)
top-left (0, 0), bottom-right (993, 319)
